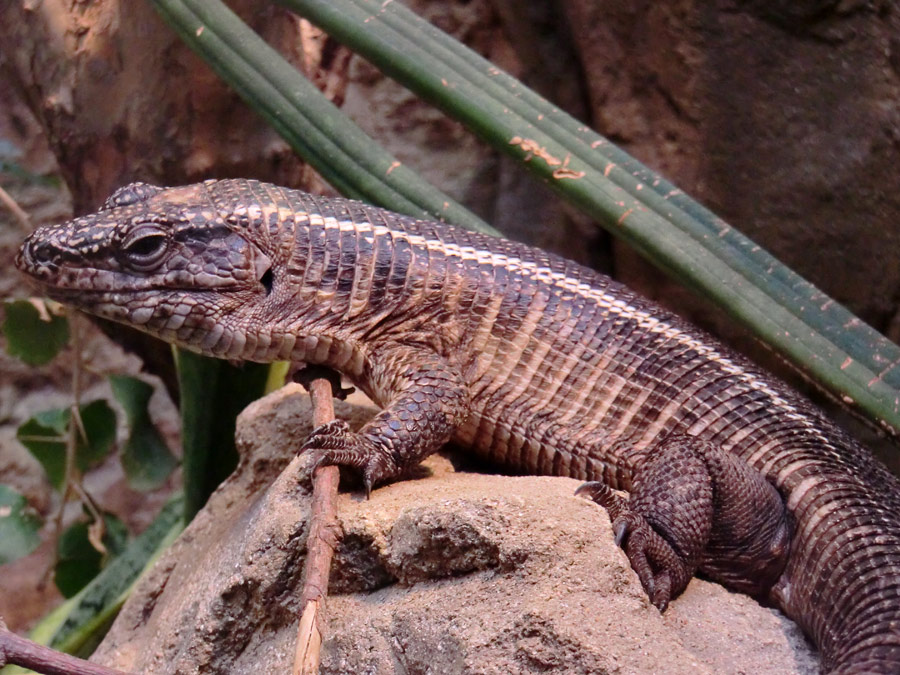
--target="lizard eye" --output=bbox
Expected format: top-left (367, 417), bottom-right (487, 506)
top-left (120, 224), bottom-right (169, 271)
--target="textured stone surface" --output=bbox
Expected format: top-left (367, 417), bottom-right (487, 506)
top-left (561, 0), bottom-right (900, 335)
top-left (93, 385), bottom-right (817, 674)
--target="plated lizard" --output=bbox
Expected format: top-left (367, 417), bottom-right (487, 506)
top-left (16, 179), bottom-right (900, 673)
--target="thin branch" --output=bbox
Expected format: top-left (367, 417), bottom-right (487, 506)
top-left (0, 184), bottom-right (32, 232)
top-left (43, 311), bottom-right (86, 588)
top-left (0, 626), bottom-right (134, 675)
top-left (292, 366), bottom-right (342, 675)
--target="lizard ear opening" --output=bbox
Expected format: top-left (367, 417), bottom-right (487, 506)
top-left (254, 249), bottom-right (274, 295)
top-left (260, 268), bottom-right (274, 296)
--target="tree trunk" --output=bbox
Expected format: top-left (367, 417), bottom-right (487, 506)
top-left (0, 0), bottom-right (346, 213)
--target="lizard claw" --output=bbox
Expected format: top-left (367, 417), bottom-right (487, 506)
top-left (299, 420), bottom-right (397, 496)
top-left (613, 520), bottom-right (629, 548)
top-left (363, 472), bottom-right (375, 501)
top-left (577, 480), bottom-right (684, 612)
top-left (614, 511), bottom-right (680, 612)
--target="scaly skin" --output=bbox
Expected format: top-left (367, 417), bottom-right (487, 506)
top-left (16, 179), bottom-right (900, 672)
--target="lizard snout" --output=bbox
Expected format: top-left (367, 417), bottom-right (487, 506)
top-left (16, 229), bottom-right (63, 280)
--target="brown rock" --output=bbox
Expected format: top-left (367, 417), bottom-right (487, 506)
top-left (561, 0), bottom-right (900, 335)
top-left (92, 385), bottom-right (817, 674)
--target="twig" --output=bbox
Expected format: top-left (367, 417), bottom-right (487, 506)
top-left (0, 625), bottom-right (134, 675)
top-left (0, 184), bottom-right (32, 232)
top-left (42, 311), bottom-right (87, 589)
top-left (292, 366), bottom-right (342, 675)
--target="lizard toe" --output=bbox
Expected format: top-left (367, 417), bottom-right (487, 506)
top-left (620, 517), bottom-right (681, 611)
top-left (300, 422), bottom-right (400, 496)
top-left (301, 419), bottom-right (350, 448)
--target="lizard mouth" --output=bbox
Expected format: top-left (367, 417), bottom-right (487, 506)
top-left (24, 279), bottom-right (233, 302)
top-left (15, 232), bottom-right (43, 270)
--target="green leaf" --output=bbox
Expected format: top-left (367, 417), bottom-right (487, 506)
top-left (54, 514), bottom-right (129, 598)
top-left (109, 375), bottom-right (178, 491)
top-left (174, 348), bottom-right (270, 519)
top-left (2, 299), bottom-right (69, 365)
top-left (17, 400), bottom-right (118, 491)
top-left (7, 495), bottom-right (183, 662)
top-left (16, 408), bottom-right (68, 490)
top-left (0, 484), bottom-right (43, 565)
top-left (77, 400), bottom-right (118, 467)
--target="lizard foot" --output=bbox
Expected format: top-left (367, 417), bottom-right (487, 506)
top-left (299, 420), bottom-right (397, 496)
top-left (578, 434), bottom-right (791, 610)
top-left (577, 481), bottom-right (686, 611)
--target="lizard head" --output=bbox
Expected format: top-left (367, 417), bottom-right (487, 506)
top-left (16, 181), bottom-right (274, 357)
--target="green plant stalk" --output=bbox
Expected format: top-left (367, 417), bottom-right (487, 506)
top-left (276, 0), bottom-right (900, 435)
top-left (174, 347), bottom-right (222, 520)
top-left (53, 515), bottom-right (183, 657)
top-left (265, 361), bottom-right (291, 394)
top-left (149, 0), bottom-right (496, 235)
top-left (328, 0), bottom-right (896, 385)
top-left (0, 496), bottom-right (183, 674)
top-left (175, 348), bottom-right (270, 520)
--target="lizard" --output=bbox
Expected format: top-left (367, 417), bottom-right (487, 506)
top-left (15, 178), bottom-right (900, 673)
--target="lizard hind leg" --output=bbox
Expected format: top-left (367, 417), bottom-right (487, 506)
top-left (694, 439), bottom-right (792, 598)
top-left (577, 434), bottom-right (714, 610)
top-left (577, 434), bottom-right (791, 610)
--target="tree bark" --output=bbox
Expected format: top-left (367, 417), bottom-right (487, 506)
top-left (0, 0), bottom-right (346, 213)
top-left (0, 0), bottom-right (349, 397)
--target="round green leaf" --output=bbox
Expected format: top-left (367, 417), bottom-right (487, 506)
top-left (55, 514), bottom-right (129, 598)
top-left (2, 299), bottom-right (70, 365)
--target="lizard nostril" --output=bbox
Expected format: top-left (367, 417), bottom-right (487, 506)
top-left (15, 238), bottom-right (36, 272)
top-left (16, 235), bottom-right (59, 275)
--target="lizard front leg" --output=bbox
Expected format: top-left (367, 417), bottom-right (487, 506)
top-left (299, 345), bottom-right (470, 495)
top-left (578, 434), bottom-right (791, 609)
